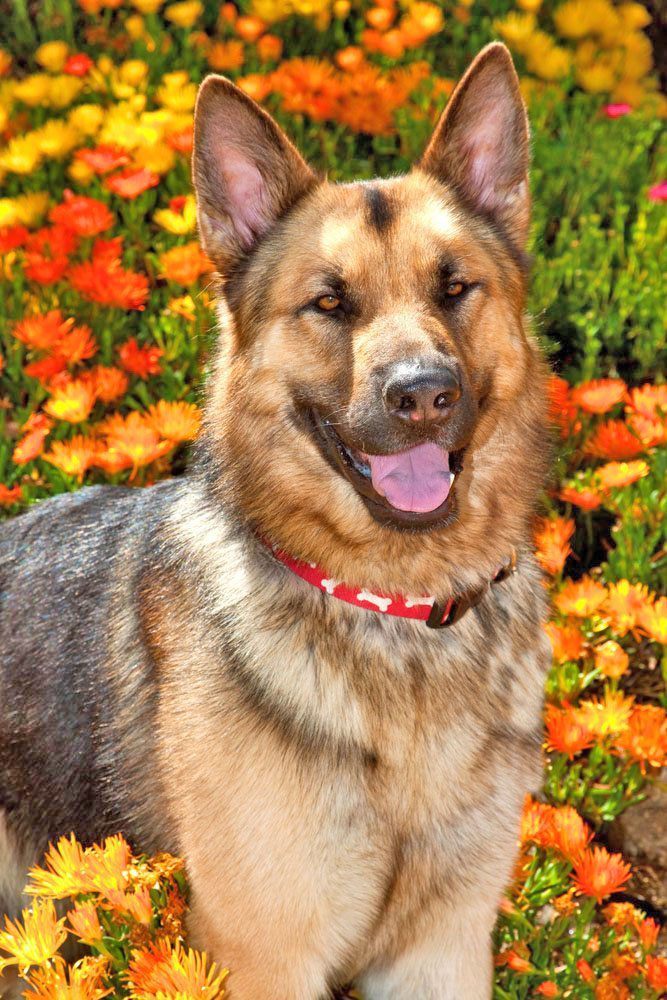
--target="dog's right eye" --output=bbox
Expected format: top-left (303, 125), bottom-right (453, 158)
top-left (316, 295), bottom-right (342, 312)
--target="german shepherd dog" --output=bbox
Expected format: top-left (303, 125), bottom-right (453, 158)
top-left (0, 43), bottom-right (551, 999)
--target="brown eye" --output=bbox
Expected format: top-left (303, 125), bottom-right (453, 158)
top-left (317, 294), bottom-right (341, 312)
top-left (445, 281), bottom-right (466, 297)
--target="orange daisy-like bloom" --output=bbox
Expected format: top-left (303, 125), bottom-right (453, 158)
top-left (68, 902), bottom-right (103, 946)
top-left (545, 621), bottom-right (586, 663)
top-left (0, 899), bottom-right (67, 975)
top-left (75, 145), bottom-right (131, 175)
top-left (146, 400), bottom-right (201, 442)
top-left (595, 459), bottom-right (649, 491)
top-left (571, 845), bottom-right (631, 903)
top-left (44, 377), bottom-right (96, 423)
top-left (0, 484), bottom-right (23, 505)
top-left (70, 240), bottom-right (149, 311)
top-left (0, 224), bottom-right (29, 253)
top-left (160, 241), bottom-right (212, 285)
top-left (548, 374), bottom-right (581, 439)
top-left (534, 983), bottom-right (559, 997)
top-left (550, 805), bottom-right (593, 862)
top-left (105, 168), bottom-right (160, 200)
top-left (558, 484), bottom-right (602, 510)
top-left (24, 225), bottom-right (78, 285)
top-left (626, 411), bottom-right (667, 448)
top-left (554, 577), bottom-right (607, 618)
top-left (520, 796), bottom-right (553, 847)
top-left (593, 640), bottom-right (629, 679)
top-left (603, 900), bottom-right (644, 932)
top-left (578, 689), bottom-right (634, 739)
top-left (207, 39), bottom-right (245, 71)
top-left (98, 412), bottom-right (173, 478)
top-left (89, 365), bottom-right (129, 404)
top-left (24, 355), bottom-right (68, 385)
top-left (105, 885), bottom-right (153, 925)
top-left (13, 310), bottom-right (71, 352)
top-left (126, 938), bottom-right (228, 1000)
top-left (626, 383), bottom-right (667, 420)
top-left (57, 324), bottom-right (97, 366)
top-left (570, 378), bottom-right (627, 414)
top-left (638, 595), bottom-right (667, 645)
top-left (166, 126), bottom-right (194, 155)
top-left (545, 703), bottom-right (595, 758)
top-left (27, 834), bottom-right (93, 898)
top-left (83, 835), bottom-right (132, 898)
top-left (42, 436), bottom-right (100, 481)
top-left (638, 916), bottom-right (661, 951)
top-left (646, 955), bottom-right (667, 992)
top-left (615, 704), bottom-right (667, 771)
top-left (534, 515), bottom-right (574, 575)
top-left (576, 958), bottom-right (595, 983)
top-left (28, 955), bottom-right (111, 1000)
top-left (118, 338), bottom-right (163, 379)
top-left (13, 413), bottom-right (53, 464)
top-left (49, 190), bottom-right (115, 238)
top-left (603, 579), bottom-right (653, 637)
top-left (585, 420), bottom-right (644, 461)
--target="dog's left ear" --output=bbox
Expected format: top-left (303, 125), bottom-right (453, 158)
top-left (419, 43), bottom-right (530, 244)
top-left (193, 75), bottom-right (317, 274)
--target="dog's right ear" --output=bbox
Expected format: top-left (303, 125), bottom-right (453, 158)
top-left (193, 76), bottom-right (317, 274)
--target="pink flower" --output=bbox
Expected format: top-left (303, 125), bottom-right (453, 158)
top-left (648, 181), bottom-right (667, 202)
top-left (604, 103), bottom-right (632, 118)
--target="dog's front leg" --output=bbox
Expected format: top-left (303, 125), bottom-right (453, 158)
top-left (354, 901), bottom-right (496, 1000)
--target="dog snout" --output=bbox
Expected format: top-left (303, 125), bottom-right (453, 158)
top-left (382, 362), bottom-right (461, 424)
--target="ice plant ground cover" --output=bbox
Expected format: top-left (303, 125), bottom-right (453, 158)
top-left (0, 0), bottom-right (665, 996)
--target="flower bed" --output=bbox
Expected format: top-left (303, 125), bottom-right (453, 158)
top-left (0, 1), bottom-right (665, 997)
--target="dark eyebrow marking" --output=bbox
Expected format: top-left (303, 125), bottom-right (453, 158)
top-left (364, 186), bottom-right (395, 233)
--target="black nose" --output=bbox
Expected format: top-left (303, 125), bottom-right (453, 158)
top-left (383, 363), bottom-right (461, 423)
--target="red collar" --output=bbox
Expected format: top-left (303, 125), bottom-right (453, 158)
top-left (265, 542), bottom-right (517, 629)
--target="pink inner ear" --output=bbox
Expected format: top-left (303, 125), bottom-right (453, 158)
top-left (222, 147), bottom-right (272, 250)
top-left (465, 114), bottom-right (512, 211)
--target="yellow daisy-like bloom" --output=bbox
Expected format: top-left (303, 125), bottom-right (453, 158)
top-left (36, 41), bottom-right (69, 73)
top-left (120, 59), bottom-right (149, 87)
top-left (618, 2), bottom-right (652, 30)
top-left (0, 899), bottom-right (67, 976)
top-left (251, 0), bottom-right (292, 18)
top-left (146, 400), bottom-right (202, 442)
top-left (155, 77), bottom-right (198, 112)
top-left (36, 120), bottom-right (82, 159)
top-left (68, 903), bottom-right (104, 946)
top-left (154, 195), bottom-right (197, 234)
top-left (46, 76), bottom-right (85, 109)
top-left (524, 33), bottom-right (571, 81)
top-left (492, 12), bottom-right (536, 54)
top-left (0, 191), bottom-right (50, 227)
top-left (27, 835), bottom-right (93, 897)
top-left (618, 32), bottom-right (653, 82)
top-left (0, 135), bottom-right (42, 174)
top-left (639, 597), bottom-right (667, 645)
top-left (578, 689), bottom-right (634, 739)
top-left (576, 62), bottom-right (617, 94)
top-left (44, 379), bottom-right (96, 424)
top-left (165, 0), bottom-right (203, 28)
top-left (13, 73), bottom-right (51, 106)
top-left (68, 159), bottom-right (96, 185)
top-left (517, 0), bottom-right (542, 11)
top-left (126, 938), bottom-right (227, 1000)
top-left (554, 0), bottom-right (613, 39)
top-left (133, 142), bottom-right (175, 175)
top-left (132, 0), bottom-right (163, 11)
top-left (126, 15), bottom-right (147, 40)
top-left (68, 103), bottom-right (105, 136)
top-left (29, 955), bottom-right (111, 1000)
top-left (167, 294), bottom-right (197, 321)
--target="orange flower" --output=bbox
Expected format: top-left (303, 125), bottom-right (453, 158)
top-left (28, 956), bottom-right (111, 1000)
top-left (548, 375), bottom-right (581, 439)
top-left (638, 917), bottom-right (660, 951)
top-left (166, 126), bottom-right (194, 155)
top-left (626, 411), bottom-right (667, 448)
top-left (68, 902), bottom-right (103, 945)
top-left (603, 901), bottom-right (643, 932)
top-left (585, 420), bottom-right (644, 460)
top-left (595, 459), bottom-right (649, 491)
top-left (0, 224), bottom-right (29, 253)
top-left (0, 484), bottom-right (23, 505)
top-left (43, 436), bottom-right (99, 481)
top-left (626, 383), bottom-right (667, 420)
top-left (558, 484), bottom-right (602, 510)
top-left (335, 47), bottom-right (365, 72)
top-left (571, 845), bottom-right (631, 903)
top-left (13, 310), bottom-right (71, 351)
top-left (0, 899), bottom-right (67, 976)
top-left (105, 168), bottom-right (160, 200)
top-left (571, 378), bottom-right (627, 414)
top-left (126, 938), bottom-right (227, 1000)
top-left (614, 704), bottom-right (667, 771)
top-left (256, 34), bottom-right (283, 63)
top-left (118, 338), bottom-right (163, 378)
top-left (70, 239), bottom-right (149, 310)
top-left (638, 596), bottom-right (667, 644)
top-left (576, 958), bottom-right (596, 983)
top-left (604, 579), bottom-right (652, 637)
top-left (545, 703), bottom-right (595, 758)
top-left (235, 14), bottom-right (265, 42)
top-left (89, 365), bottom-right (129, 404)
top-left (13, 413), bottom-right (53, 464)
top-left (98, 412), bottom-right (173, 477)
top-left (593, 640), bottom-right (629, 679)
top-left (159, 241), bottom-right (211, 285)
top-left (56, 324), bottom-right (97, 365)
top-left (535, 983), bottom-right (559, 997)
top-left (549, 805), bottom-right (593, 861)
top-left (24, 355), bottom-right (69, 385)
top-left (49, 189), bottom-right (114, 237)
top-left (534, 516), bottom-right (574, 575)
top-left (44, 377), bottom-right (96, 423)
top-left (545, 621), bottom-right (586, 663)
top-left (75, 145), bottom-right (131, 175)
top-left (520, 796), bottom-right (553, 847)
top-left (554, 577), bottom-right (607, 618)
top-left (646, 955), bottom-right (667, 992)
top-left (207, 40), bottom-right (245, 71)
top-left (146, 400), bottom-right (201, 442)
top-left (27, 834), bottom-right (92, 899)
top-left (105, 885), bottom-right (153, 924)
top-left (578, 689), bottom-right (634, 739)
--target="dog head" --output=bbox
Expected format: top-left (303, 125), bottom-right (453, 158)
top-left (193, 43), bottom-right (549, 595)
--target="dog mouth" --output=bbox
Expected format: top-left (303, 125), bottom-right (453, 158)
top-left (308, 409), bottom-right (465, 529)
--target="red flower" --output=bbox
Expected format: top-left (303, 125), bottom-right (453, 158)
top-left (24, 355), bottom-right (68, 384)
top-left (0, 484), bottom-right (23, 505)
top-left (604, 103), bottom-right (632, 118)
top-left (545, 703), bottom-right (595, 759)
top-left (648, 181), bottom-right (667, 203)
top-left (585, 419), bottom-right (644, 460)
top-left (23, 225), bottom-right (78, 285)
top-left (118, 337), bottom-right (163, 378)
top-left (0, 225), bottom-right (29, 253)
top-left (105, 168), bottom-right (160, 200)
top-left (50, 189), bottom-right (114, 237)
top-left (166, 127), bottom-right (194, 154)
top-left (63, 53), bottom-right (94, 76)
top-left (75, 145), bottom-right (131, 174)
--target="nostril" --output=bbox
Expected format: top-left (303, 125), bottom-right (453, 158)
top-left (398, 395), bottom-right (416, 411)
top-left (434, 393), bottom-right (449, 410)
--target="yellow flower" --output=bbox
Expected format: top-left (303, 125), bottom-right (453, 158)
top-left (525, 34), bottom-right (571, 81)
top-left (517, 0), bottom-right (542, 10)
top-left (579, 689), bottom-right (634, 739)
top-left (36, 120), bottom-right (82, 159)
top-left (28, 955), bottom-right (111, 1000)
top-left (0, 135), bottom-right (42, 174)
top-left (0, 191), bottom-right (50, 226)
top-left (68, 903), bottom-right (103, 946)
top-left (164, 0), bottom-right (203, 28)
top-left (167, 294), bottom-right (197, 321)
top-left (0, 49), bottom-right (12, 75)
top-left (126, 939), bottom-right (227, 1000)
top-left (36, 41), bottom-right (69, 72)
top-left (44, 379), bottom-right (96, 423)
top-left (576, 62), bottom-right (617, 93)
top-left (0, 900), bottom-right (67, 976)
top-left (132, 0), bottom-right (163, 11)
top-left (618, 32), bottom-right (653, 81)
top-left (126, 14), bottom-right (147, 39)
top-left (133, 142), bottom-right (175, 174)
top-left (120, 60), bottom-right (149, 87)
top-left (492, 12), bottom-right (536, 54)
top-left (46, 75), bottom-right (84, 109)
top-left (155, 74), bottom-right (197, 112)
top-left (13, 73), bottom-right (51, 106)
top-left (554, 0), bottom-right (614, 39)
top-left (68, 159), bottom-right (96, 185)
top-left (154, 194), bottom-right (197, 234)
top-left (618, 2), bottom-right (652, 30)
top-left (68, 103), bottom-right (105, 136)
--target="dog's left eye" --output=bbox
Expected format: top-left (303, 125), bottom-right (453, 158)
top-left (316, 295), bottom-right (342, 312)
top-left (444, 281), bottom-right (466, 298)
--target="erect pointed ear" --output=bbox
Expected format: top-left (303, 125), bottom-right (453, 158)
top-left (192, 75), bottom-right (317, 274)
top-left (419, 43), bottom-right (530, 244)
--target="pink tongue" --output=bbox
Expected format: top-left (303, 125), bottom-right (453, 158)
top-left (365, 443), bottom-right (453, 513)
